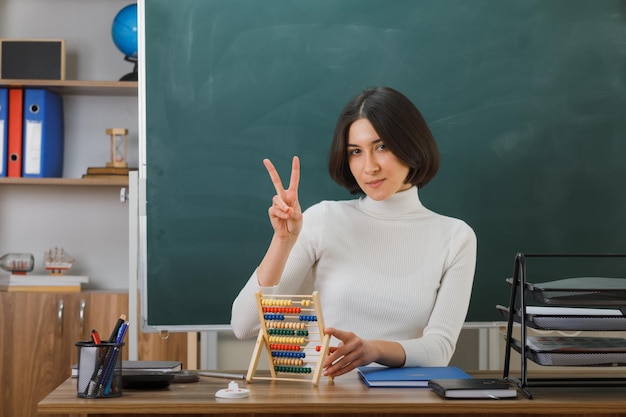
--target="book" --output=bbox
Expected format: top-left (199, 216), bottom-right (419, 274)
top-left (0, 274), bottom-right (88, 292)
top-left (0, 284), bottom-right (80, 292)
top-left (72, 360), bottom-right (182, 377)
top-left (122, 360), bottom-right (182, 372)
top-left (81, 174), bottom-right (131, 180)
top-left (428, 378), bottom-right (518, 399)
top-left (85, 166), bottom-right (137, 175)
top-left (357, 366), bottom-right (471, 388)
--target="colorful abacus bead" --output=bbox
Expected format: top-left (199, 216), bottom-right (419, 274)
top-left (275, 365), bottom-right (312, 374)
top-left (264, 313), bottom-right (285, 320)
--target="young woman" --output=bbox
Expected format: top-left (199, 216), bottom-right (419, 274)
top-left (231, 86), bottom-right (477, 378)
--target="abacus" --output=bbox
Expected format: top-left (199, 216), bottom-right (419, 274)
top-left (246, 291), bottom-right (332, 386)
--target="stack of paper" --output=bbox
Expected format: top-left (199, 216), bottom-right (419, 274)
top-left (526, 336), bottom-right (626, 352)
top-left (0, 274), bottom-right (89, 292)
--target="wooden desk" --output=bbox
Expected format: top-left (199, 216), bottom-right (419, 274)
top-left (38, 371), bottom-right (626, 417)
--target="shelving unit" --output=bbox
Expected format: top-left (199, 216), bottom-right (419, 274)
top-left (0, 79), bottom-right (137, 186)
top-left (0, 79), bottom-right (137, 96)
top-left (499, 253), bottom-right (626, 398)
top-left (0, 177), bottom-right (129, 186)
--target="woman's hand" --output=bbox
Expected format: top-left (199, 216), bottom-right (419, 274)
top-left (322, 328), bottom-right (372, 377)
top-left (322, 328), bottom-right (407, 377)
top-left (264, 156), bottom-right (302, 239)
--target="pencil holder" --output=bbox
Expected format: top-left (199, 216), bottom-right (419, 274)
top-left (75, 341), bottom-right (124, 398)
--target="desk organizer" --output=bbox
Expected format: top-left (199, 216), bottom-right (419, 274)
top-left (76, 341), bottom-right (124, 398)
top-left (498, 253), bottom-right (626, 399)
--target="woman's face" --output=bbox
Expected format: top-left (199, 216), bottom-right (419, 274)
top-left (347, 118), bottom-right (411, 201)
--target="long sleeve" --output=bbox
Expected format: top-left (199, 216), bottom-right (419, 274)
top-left (398, 222), bottom-right (476, 366)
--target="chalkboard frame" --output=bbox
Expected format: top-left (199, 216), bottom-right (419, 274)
top-left (138, 0), bottom-right (626, 331)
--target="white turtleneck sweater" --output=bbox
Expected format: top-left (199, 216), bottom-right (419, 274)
top-left (230, 187), bottom-right (477, 367)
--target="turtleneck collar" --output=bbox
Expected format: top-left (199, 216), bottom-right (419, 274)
top-left (357, 186), bottom-right (426, 217)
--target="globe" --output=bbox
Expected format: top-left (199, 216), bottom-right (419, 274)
top-left (112, 4), bottom-right (138, 58)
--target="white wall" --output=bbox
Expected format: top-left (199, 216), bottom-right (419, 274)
top-left (0, 0), bottom-right (138, 290)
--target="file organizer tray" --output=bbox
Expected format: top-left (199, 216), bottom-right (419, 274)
top-left (510, 338), bottom-right (626, 366)
top-left (500, 253), bottom-right (626, 399)
top-left (523, 277), bottom-right (626, 306)
top-left (496, 305), bottom-right (626, 331)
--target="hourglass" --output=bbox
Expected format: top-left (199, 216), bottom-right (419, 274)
top-left (106, 128), bottom-right (128, 168)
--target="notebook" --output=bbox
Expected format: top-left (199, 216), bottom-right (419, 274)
top-left (122, 360), bottom-right (182, 372)
top-left (428, 378), bottom-right (518, 399)
top-left (72, 360), bottom-right (182, 377)
top-left (357, 366), bottom-right (471, 388)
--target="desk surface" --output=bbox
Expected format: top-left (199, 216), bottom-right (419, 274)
top-left (38, 371), bottom-right (626, 416)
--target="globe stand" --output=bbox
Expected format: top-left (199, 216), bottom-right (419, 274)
top-left (119, 55), bottom-right (137, 82)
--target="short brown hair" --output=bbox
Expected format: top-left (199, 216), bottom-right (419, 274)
top-left (328, 86), bottom-right (440, 194)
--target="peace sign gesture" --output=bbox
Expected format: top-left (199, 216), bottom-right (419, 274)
top-left (263, 156), bottom-right (302, 239)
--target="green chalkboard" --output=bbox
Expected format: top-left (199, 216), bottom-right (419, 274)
top-left (141, 0), bottom-right (626, 329)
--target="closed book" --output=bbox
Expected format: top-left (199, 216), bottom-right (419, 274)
top-left (122, 360), bottom-right (182, 372)
top-left (428, 378), bottom-right (518, 399)
top-left (0, 273), bottom-right (88, 287)
top-left (357, 366), bottom-right (471, 388)
top-left (81, 174), bottom-right (130, 180)
top-left (0, 284), bottom-right (80, 292)
top-left (86, 166), bottom-right (137, 175)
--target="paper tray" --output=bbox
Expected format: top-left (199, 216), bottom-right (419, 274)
top-left (511, 338), bottom-right (626, 367)
top-left (496, 305), bottom-right (626, 331)
top-left (519, 277), bottom-right (626, 306)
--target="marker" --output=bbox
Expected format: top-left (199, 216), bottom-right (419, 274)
top-left (91, 329), bottom-right (104, 357)
top-left (91, 329), bottom-right (102, 345)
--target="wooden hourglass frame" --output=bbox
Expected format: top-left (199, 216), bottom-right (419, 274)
top-left (106, 128), bottom-right (128, 168)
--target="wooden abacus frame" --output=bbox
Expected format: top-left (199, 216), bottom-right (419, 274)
top-left (246, 291), bottom-right (332, 386)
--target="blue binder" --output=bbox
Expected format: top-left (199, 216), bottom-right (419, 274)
top-left (0, 88), bottom-right (7, 177)
top-left (22, 88), bottom-right (64, 178)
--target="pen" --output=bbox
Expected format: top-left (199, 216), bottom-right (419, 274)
top-left (104, 321), bottom-right (129, 395)
top-left (115, 321), bottom-right (129, 344)
top-left (197, 371), bottom-right (246, 380)
top-left (108, 313), bottom-right (127, 342)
